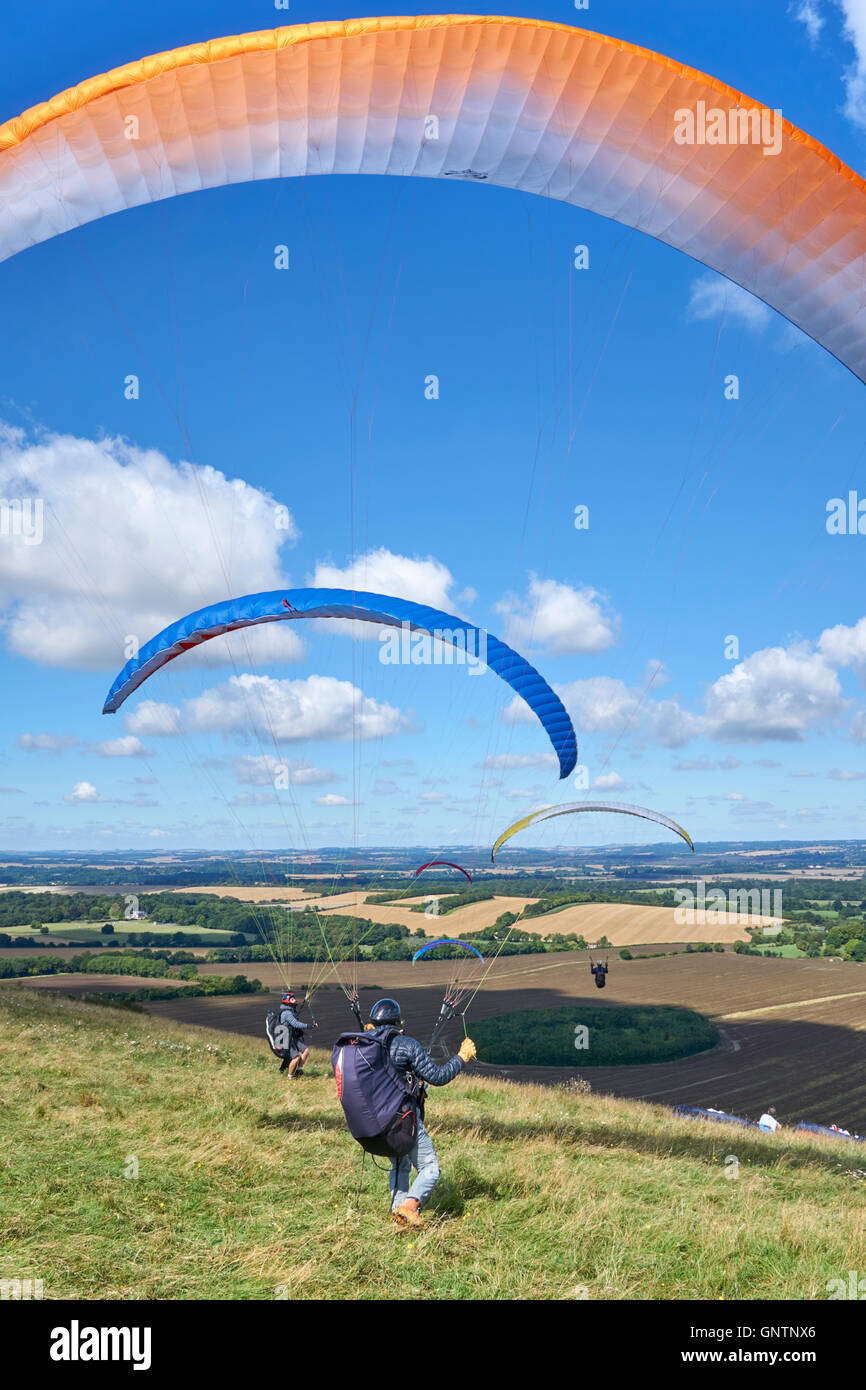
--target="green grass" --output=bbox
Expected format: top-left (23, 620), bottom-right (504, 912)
top-left (753, 945), bottom-right (807, 958)
top-left (2, 986), bottom-right (864, 1301)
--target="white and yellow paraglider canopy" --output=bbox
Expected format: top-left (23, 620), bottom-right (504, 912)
top-left (2, 16), bottom-right (866, 379)
top-left (491, 801), bottom-right (695, 860)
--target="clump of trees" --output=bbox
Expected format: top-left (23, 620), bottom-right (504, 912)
top-left (473, 1004), bottom-right (718, 1067)
top-left (0, 949), bottom-right (260, 996)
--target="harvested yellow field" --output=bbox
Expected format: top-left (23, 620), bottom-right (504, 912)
top-left (166, 884), bottom-right (311, 901)
top-left (521, 902), bottom-right (763, 943)
top-left (170, 886), bottom-right (769, 942)
top-left (326, 893), bottom-right (538, 936)
top-left (293, 890), bottom-right (387, 911)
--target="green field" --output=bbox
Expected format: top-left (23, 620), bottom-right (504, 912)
top-left (3, 985), bottom-right (863, 1300)
top-left (3, 921), bottom-right (240, 945)
top-left (753, 945), bottom-right (807, 959)
top-left (473, 1004), bottom-right (719, 1066)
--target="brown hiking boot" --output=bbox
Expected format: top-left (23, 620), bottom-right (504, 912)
top-left (391, 1202), bottom-right (424, 1229)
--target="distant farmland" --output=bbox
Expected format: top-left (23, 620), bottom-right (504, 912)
top-left (115, 951), bottom-right (866, 1132)
top-left (317, 896), bottom-right (759, 942)
top-left (170, 886), bottom-right (766, 942)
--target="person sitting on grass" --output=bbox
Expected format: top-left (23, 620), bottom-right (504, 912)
top-left (279, 991), bottom-right (316, 1078)
top-left (757, 1106), bottom-right (780, 1132)
top-left (366, 997), bottom-right (476, 1230)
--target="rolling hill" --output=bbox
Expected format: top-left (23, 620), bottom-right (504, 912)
top-left (3, 985), bottom-right (864, 1301)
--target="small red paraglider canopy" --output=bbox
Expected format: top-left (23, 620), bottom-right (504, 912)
top-left (415, 861), bottom-right (473, 883)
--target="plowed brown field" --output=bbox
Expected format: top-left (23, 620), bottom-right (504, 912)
top-left (134, 952), bottom-right (866, 1130)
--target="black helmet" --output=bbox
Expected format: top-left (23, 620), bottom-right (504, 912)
top-left (370, 997), bottom-right (402, 1025)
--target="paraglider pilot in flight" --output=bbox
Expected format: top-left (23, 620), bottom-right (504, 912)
top-left (590, 960), bottom-right (609, 990)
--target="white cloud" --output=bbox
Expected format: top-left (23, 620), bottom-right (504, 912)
top-left (554, 676), bottom-right (641, 732)
top-left (790, 0), bottom-right (825, 43)
top-left (502, 672), bottom-right (700, 750)
top-left (673, 757), bottom-right (742, 771)
top-left (818, 615), bottom-right (866, 668)
top-left (727, 798), bottom-right (777, 817)
top-left (704, 644), bottom-right (846, 741)
top-left (837, 0), bottom-right (866, 127)
top-left (646, 698), bottom-right (706, 748)
top-left (686, 274), bottom-right (771, 330)
top-left (184, 673), bottom-right (411, 743)
top-left (592, 772), bottom-right (630, 791)
top-left (231, 791), bottom-right (278, 806)
top-left (92, 736), bottom-right (153, 758)
top-left (643, 659), bottom-right (670, 687)
top-left (124, 702), bottom-right (184, 737)
top-left (232, 755), bottom-right (338, 787)
top-left (373, 779), bottom-right (400, 796)
top-left (791, 2), bottom-right (866, 129)
top-left (495, 576), bottom-right (617, 655)
top-left (0, 424), bottom-right (298, 671)
top-left (310, 548), bottom-right (457, 610)
top-left (503, 629), bottom-right (856, 755)
top-left (850, 710), bottom-right (866, 741)
top-left (483, 752), bottom-right (558, 770)
top-left (315, 794), bottom-right (352, 807)
top-left (64, 781), bottom-right (104, 803)
top-left (17, 732), bottom-right (79, 752)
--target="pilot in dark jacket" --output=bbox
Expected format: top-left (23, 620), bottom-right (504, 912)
top-left (367, 997), bottom-right (475, 1228)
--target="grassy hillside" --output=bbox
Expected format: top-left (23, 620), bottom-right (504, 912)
top-left (3, 985), bottom-right (864, 1301)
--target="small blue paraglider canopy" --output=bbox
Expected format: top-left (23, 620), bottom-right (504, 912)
top-left (412, 939), bottom-right (485, 963)
top-left (795, 1121), bottom-right (863, 1142)
top-left (673, 1104), bottom-right (754, 1128)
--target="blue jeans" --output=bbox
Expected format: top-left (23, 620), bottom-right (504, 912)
top-left (390, 1117), bottom-right (441, 1210)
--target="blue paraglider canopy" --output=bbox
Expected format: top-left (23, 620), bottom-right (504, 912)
top-left (795, 1121), bottom-right (863, 1142)
top-left (673, 1104), bottom-right (753, 1128)
top-left (412, 939), bottom-right (485, 963)
top-left (102, 587), bottom-right (577, 779)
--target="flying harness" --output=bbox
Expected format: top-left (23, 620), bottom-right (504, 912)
top-left (332, 1025), bottom-right (422, 1158)
top-left (591, 960), bottom-right (609, 990)
top-left (265, 1004), bottom-right (311, 1060)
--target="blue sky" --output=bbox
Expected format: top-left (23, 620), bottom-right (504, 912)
top-left (0, 0), bottom-right (865, 853)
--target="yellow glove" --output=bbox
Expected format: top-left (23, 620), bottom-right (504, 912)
top-left (364, 1023), bottom-right (375, 1031)
top-left (458, 1037), bottom-right (477, 1063)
